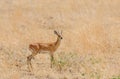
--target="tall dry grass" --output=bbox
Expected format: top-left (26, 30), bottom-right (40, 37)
top-left (0, 0), bottom-right (120, 79)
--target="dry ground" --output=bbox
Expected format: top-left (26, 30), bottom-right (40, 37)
top-left (0, 0), bottom-right (120, 79)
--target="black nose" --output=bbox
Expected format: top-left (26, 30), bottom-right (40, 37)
top-left (61, 37), bottom-right (63, 39)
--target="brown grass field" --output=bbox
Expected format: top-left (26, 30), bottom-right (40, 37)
top-left (0, 0), bottom-right (120, 79)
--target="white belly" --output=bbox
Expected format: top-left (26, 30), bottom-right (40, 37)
top-left (39, 50), bottom-right (50, 54)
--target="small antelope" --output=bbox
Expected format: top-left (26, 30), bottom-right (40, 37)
top-left (27, 30), bottom-right (63, 72)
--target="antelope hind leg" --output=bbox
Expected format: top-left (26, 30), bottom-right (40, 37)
top-left (27, 60), bottom-right (31, 72)
top-left (27, 55), bottom-right (33, 72)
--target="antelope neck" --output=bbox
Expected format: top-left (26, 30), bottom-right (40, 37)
top-left (55, 37), bottom-right (61, 48)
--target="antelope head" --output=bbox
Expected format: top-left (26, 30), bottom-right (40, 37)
top-left (54, 30), bottom-right (63, 39)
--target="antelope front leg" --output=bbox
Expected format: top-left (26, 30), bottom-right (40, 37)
top-left (50, 54), bottom-right (54, 68)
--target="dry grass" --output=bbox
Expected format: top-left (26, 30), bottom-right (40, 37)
top-left (0, 0), bottom-right (120, 79)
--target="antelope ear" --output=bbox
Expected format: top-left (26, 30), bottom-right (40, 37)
top-left (54, 30), bottom-right (57, 34)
